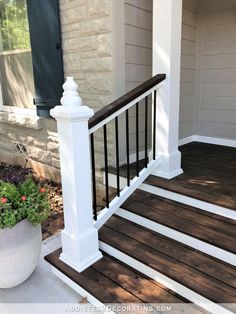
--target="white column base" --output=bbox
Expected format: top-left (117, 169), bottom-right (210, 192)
top-left (152, 150), bottom-right (183, 179)
top-left (60, 228), bottom-right (103, 273)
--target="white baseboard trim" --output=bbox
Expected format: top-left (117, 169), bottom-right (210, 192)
top-left (179, 135), bottom-right (236, 148)
top-left (116, 208), bottom-right (236, 266)
top-left (51, 266), bottom-right (115, 314)
top-left (141, 183), bottom-right (236, 221)
top-left (99, 242), bottom-right (233, 314)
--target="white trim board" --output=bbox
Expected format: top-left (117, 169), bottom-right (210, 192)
top-left (99, 242), bottom-right (233, 314)
top-left (96, 158), bottom-right (161, 229)
top-left (107, 174), bottom-right (236, 220)
top-left (51, 266), bottom-right (115, 314)
top-left (140, 183), bottom-right (236, 221)
top-left (116, 208), bottom-right (236, 266)
top-left (179, 135), bottom-right (236, 148)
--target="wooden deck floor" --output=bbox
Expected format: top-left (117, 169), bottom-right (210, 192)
top-left (100, 213), bottom-right (236, 311)
top-left (122, 189), bottom-right (236, 254)
top-left (147, 142), bottom-right (236, 210)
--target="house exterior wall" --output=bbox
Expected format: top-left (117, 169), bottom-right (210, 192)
top-left (124, 0), bottom-right (152, 92)
top-left (197, 0), bottom-right (236, 139)
top-left (124, 0), bottom-right (153, 155)
top-left (179, 0), bottom-right (198, 139)
top-left (0, 0), bottom-right (116, 182)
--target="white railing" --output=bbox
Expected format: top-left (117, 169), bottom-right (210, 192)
top-left (51, 75), bottom-right (165, 272)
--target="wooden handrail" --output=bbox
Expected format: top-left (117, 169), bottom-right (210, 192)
top-left (88, 73), bottom-right (166, 129)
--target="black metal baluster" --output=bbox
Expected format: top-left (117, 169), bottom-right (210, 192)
top-left (145, 96), bottom-right (148, 168)
top-left (136, 102), bottom-right (139, 177)
top-left (103, 125), bottom-right (109, 208)
top-left (126, 110), bottom-right (130, 186)
top-left (115, 117), bottom-right (120, 196)
top-left (90, 133), bottom-right (97, 220)
top-left (153, 90), bottom-right (157, 160)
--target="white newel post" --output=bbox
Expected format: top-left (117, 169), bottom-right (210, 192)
top-left (152, 0), bottom-right (183, 179)
top-left (50, 77), bottom-right (102, 273)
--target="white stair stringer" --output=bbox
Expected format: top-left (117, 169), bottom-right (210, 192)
top-left (99, 241), bottom-right (234, 314)
top-left (116, 208), bottom-right (236, 266)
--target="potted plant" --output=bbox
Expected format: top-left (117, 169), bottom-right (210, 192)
top-left (0, 176), bottom-right (50, 288)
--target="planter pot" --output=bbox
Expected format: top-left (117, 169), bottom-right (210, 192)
top-left (0, 219), bottom-right (42, 288)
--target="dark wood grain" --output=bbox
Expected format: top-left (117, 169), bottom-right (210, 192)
top-left (146, 142), bottom-right (236, 210)
top-left (105, 216), bottom-right (236, 289)
top-left (45, 248), bottom-right (187, 305)
top-left (89, 74), bottom-right (166, 129)
top-left (123, 192), bottom-right (236, 251)
top-left (100, 222), bottom-right (236, 305)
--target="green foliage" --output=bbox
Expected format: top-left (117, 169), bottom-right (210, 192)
top-left (0, 176), bottom-right (50, 228)
top-left (0, 0), bottom-right (31, 51)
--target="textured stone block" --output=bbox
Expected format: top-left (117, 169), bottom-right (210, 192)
top-left (87, 0), bottom-right (111, 18)
top-left (82, 57), bottom-right (112, 72)
top-left (97, 34), bottom-right (112, 56)
top-left (79, 18), bottom-right (111, 36)
top-left (86, 74), bottom-right (113, 95)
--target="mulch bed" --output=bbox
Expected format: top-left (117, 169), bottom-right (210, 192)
top-left (0, 163), bottom-right (64, 240)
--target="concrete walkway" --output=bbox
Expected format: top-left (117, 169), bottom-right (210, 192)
top-left (0, 234), bottom-right (82, 305)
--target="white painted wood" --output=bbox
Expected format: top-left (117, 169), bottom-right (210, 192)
top-left (50, 77), bottom-right (102, 273)
top-left (152, 0), bottom-right (183, 179)
top-left (178, 135), bottom-right (195, 146)
top-left (195, 135), bottom-right (236, 148)
top-left (52, 267), bottom-right (115, 314)
top-left (140, 183), bottom-right (236, 220)
top-left (178, 134), bottom-right (236, 148)
top-left (117, 208), bottom-right (236, 266)
top-left (94, 158), bottom-right (161, 229)
top-left (100, 242), bottom-right (233, 314)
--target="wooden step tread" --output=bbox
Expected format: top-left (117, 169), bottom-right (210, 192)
top-left (45, 249), bottom-right (190, 306)
top-left (99, 216), bottom-right (236, 307)
top-left (146, 143), bottom-right (236, 211)
top-left (122, 190), bottom-right (236, 253)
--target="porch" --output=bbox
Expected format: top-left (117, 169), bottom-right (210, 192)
top-left (46, 141), bottom-right (236, 313)
top-left (44, 0), bottom-right (236, 312)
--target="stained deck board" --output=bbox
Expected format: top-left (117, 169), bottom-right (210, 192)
top-left (122, 191), bottom-right (236, 253)
top-left (146, 142), bottom-right (236, 210)
top-left (108, 142), bottom-right (236, 211)
top-left (45, 249), bottom-right (188, 306)
top-left (100, 218), bottom-right (236, 307)
top-left (104, 215), bottom-right (236, 289)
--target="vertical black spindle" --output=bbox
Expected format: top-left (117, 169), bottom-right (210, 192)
top-left (145, 96), bottom-right (148, 168)
top-left (115, 117), bottom-right (120, 196)
top-left (126, 110), bottom-right (130, 186)
top-left (90, 133), bottom-right (97, 220)
top-left (136, 102), bottom-right (139, 177)
top-left (103, 125), bottom-right (109, 208)
top-left (153, 90), bottom-right (157, 160)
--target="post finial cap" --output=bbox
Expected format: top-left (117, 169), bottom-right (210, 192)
top-left (61, 77), bottom-right (82, 107)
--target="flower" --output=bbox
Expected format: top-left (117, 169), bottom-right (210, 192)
top-left (0, 197), bottom-right (8, 204)
top-left (21, 196), bottom-right (27, 201)
top-left (39, 187), bottom-right (46, 193)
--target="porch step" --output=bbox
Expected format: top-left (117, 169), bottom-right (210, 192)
top-left (100, 215), bottom-right (236, 312)
top-left (121, 189), bottom-right (236, 256)
top-left (45, 249), bottom-right (192, 307)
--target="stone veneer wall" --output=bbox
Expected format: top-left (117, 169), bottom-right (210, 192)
top-left (0, 0), bottom-right (115, 183)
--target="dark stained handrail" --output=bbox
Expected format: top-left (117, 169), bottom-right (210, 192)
top-left (88, 73), bottom-right (166, 129)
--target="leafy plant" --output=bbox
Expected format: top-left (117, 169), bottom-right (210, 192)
top-left (0, 176), bottom-right (50, 228)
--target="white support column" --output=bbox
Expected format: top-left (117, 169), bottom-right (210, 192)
top-left (51, 77), bottom-right (102, 273)
top-left (152, 0), bottom-right (183, 179)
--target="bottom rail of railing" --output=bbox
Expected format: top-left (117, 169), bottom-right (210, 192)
top-left (94, 158), bottom-right (161, 229)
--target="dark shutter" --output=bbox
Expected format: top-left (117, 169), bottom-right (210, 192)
top-left (27, 0), bottom-right (64, 117)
